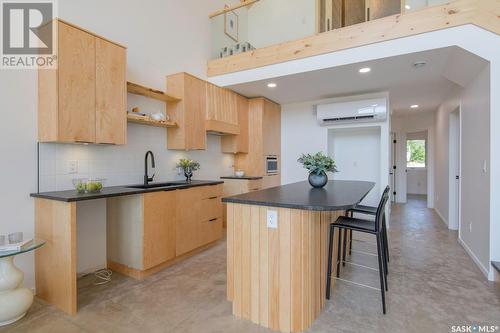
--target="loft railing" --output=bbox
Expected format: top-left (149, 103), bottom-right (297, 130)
top-left (209, 0), bottom-right (453, 61)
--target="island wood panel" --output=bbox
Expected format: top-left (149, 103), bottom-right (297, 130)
top-left (207, 0), bottom-right (500, 77)
top-left (227, 203), bottom-right (343, 333)
top-left (34, 199), bottom-right (77, 315)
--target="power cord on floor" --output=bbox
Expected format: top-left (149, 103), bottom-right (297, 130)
top-left (93, 268), bottom-right (113, 286)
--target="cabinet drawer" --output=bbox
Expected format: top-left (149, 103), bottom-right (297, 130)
top-left (198, 184), bottom-right (222, 199)
top-left (247, 179), bottom-right (262, 191)
top-left (199, 217), bottom-right (223, 246)
top-left (200, 197), bottom-right (222, 221)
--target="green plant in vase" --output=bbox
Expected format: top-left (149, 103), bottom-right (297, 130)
top-left (176, 159), bottom-right (200, 183)
top-left (298, 152), bottom-right (338, 188)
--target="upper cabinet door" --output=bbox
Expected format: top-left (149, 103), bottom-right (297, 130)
top-left (262, 99), bottom-right (281, 156)
top-left (57, 22), bottom-right (96, 143)
top-left (95, 38), bottom-right (127, 145)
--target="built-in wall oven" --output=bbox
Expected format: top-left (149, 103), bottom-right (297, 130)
top-left (265, 155), bottom-right (279, 175)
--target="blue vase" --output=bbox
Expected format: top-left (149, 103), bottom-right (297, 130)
top-left (308, 171), bottom-right (328, 188)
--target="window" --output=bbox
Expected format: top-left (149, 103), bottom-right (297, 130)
top-left (406, 139), bottom-right (426, 168)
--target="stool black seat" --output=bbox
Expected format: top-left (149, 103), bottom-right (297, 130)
top-left (348, 204), bottom-right (378, 215)
top-left (333, 216), bottom-right (377, 233)
top-left (346, 186), bottom-right (391, 264)
top-left (326, 186), bottom-right (390, 314)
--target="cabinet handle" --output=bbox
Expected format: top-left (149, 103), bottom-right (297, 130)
top-left (209, 218), bottom-right (218, 222)
top-left (208, 196), bottom-right (218, 200)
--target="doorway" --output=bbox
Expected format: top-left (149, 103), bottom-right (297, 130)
top-left (405, 131), bottom-right (428, 199)
top-left (448, 107), bottom-right (461, 231)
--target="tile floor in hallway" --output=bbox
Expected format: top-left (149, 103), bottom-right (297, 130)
top-left (2, 195), bottom-right (499, 333)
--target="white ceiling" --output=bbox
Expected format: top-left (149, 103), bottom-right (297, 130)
top-left (227, 46), bottom-right (487, 116)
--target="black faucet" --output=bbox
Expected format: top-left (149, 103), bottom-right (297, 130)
top-left (144, 151), bottom-right (156, 186)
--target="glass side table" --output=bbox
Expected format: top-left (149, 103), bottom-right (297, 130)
top-left (0, 240), bottom-right (45, 326)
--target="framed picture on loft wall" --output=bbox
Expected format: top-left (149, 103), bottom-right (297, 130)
top-left (224, 10), bottom-right (239, 42)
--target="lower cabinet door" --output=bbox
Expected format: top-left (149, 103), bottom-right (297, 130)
top-left (143, 191), bottom-right (176, 269)
top-left (176, 187), bottom-right (201, 256)
top-left (199, 217), bottom-right (223, 247)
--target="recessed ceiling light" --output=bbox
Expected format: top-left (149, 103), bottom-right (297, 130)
top-left (410, 104), bottom-right (419, 109)
top-left (359, 67), bottom-right (371, 73)
top-left (267, 83), bottom-right (277, 88)
top-left (405, 4), bottom-right (411, 10)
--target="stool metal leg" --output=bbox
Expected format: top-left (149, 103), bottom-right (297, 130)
top-left (336, 227), bottom-right (342, 278)
top-left (376, 233), bottom-right (387, 314)
top-left (383, 214), bottom-right (390, 262)
top-left (326, 225), bottom-right (335, 300)
top-left (342, 229), bottom-right (347, 266)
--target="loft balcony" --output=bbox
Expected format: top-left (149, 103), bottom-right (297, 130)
top-left (208, 0), bottom-right (499, 77)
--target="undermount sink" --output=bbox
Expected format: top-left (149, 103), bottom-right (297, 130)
top-left (126, 182), bottom-right (187, 189)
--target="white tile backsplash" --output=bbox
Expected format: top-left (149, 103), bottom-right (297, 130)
top-left (39, 124), bottom-right (235, 192)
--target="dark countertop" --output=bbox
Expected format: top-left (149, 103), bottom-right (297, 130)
top-left (222, 180), bottom-right (375, 211)
top-left (220, 176), bottom-right (263, 180)
top-left (30, 180), bottom-right (224, 202)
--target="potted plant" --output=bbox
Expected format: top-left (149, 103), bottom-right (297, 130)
top-left (298, 152), bottom-right (338, 188)
top-left (176, 159), bottom-right (200, 183)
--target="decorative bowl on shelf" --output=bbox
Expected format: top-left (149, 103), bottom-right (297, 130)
top-left (235, 170), bottom-right (245, 177)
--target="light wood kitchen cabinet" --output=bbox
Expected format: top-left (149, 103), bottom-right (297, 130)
top-left (176, 184), bottom-right (223, 256)
top-left (235, 98), bottom-right (281, 178)
top-left (205, 83), bottom-right (239, 135)
top-left (166, 73), bottom-right (207, 150)
top-left (221, 94), bottom-right (249, 153)
top-left (107, 191), bottom-right (176, 272)
top-left (95, 38), bottom-right (127, 145)
top-left (142, 191), bottom-right (176, 269)
top-left (107, 184), bottom-right (223, 279)
top-left (38, 20), bottom-right (126, 144)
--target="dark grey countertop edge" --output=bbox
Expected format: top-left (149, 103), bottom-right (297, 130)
top-left (30, 180), bottom-right (224, 203)
top-left (222, 197), bottom-right (360, 211)
top-left (221, 180), bottom-right (375, 212)
top-left (220, 176), bottom-right (263, 180)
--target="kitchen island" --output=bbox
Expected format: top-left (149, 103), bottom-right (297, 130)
top-left (222, 180), bottom-right (375, 333)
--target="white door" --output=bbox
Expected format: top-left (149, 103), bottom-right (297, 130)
top-left (448, 108), bottom-right (461, 230)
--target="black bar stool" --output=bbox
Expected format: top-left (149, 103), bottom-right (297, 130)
top-left (345, 186), bottom-right (391, 274)
top-left (326, 187), bottom-right (390, 314)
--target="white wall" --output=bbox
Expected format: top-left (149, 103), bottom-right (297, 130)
top-left (434, 66), bottom-right (491, 276)
top-left (328, 127), bottom-right (381, 206)
top-left (0, 0), bottom-right (232, 289)
top-left (281, 93), bottom-right (390, 208)
top-left (391, 112), bottom-right (435, 206)
top-left (247, 0), bottom-right (316, 49)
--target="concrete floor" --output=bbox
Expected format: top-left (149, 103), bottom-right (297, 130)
top-left (2, 195), bottom-right (499, 332)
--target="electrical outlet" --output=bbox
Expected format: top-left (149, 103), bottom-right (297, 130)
top-left (469, 222), bottom-right (472, 233)
top-left (267, 209), bottom-right (278, 229)
top-left (67, 160), bottom-right (78, 174)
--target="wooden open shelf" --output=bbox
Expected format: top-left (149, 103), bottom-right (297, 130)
top-left (127, 114), bottom-right (177, 128)
top-left (127, 81), bottom-right (181, 103)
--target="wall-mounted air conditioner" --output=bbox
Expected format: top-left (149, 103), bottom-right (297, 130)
top-left (317, 98), bottom-right (387, 125)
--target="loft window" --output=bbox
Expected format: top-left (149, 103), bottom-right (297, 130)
top-left (406, 139), bottom-right (426, 168)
